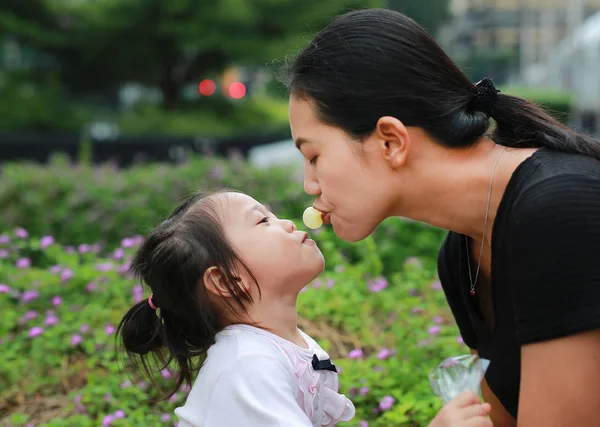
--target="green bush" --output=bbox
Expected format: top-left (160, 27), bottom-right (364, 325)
top-left (0, 154), bottom-right (447, 278)
top-left (0, 226), bottom-right (462, 426)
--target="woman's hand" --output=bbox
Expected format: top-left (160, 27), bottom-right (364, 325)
top-left (429, 391), bottom-right (492, 427)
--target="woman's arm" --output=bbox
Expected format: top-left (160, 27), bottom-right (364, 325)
top-left (518, 329), bottom-right (600, 427)
top-left (470, 349), bottom-right (517, 427)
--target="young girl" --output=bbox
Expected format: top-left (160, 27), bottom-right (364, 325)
top-left (117, 189), bottom-right (491, 427)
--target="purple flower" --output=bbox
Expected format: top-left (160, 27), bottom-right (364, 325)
top-left (105, 325), bottom-right (115, 335)
top-left (71, 334), bottom-right (83, 346)
top-left (161, 369), bottom-right (172, 379)
top-left (73, 394), bottom-right (82, 404)
top-left (348, 349), bottom-right (363, 359)
top-left (114, 410), bottom-right (125, 419)
top-left (379, 395), bottom-right (395, 411)
top-left (160, 414), bottom-right (171, 422)
top-left (0, 284), bottom-right (11, 294)
top-left (457, 336), bottom-right (464, 344)
top-left (14, 227), bottom-right (28, 239)
top-left (45, 315), bottom-right (58, 326)
top-left (102, 414), bottom-right (115, 427)
top-left (96, 262), bottom-right (113, 272)
top-left (433, 316), bottom-right (444, 324)
top-left (368, 277), bottom-right (388, 293)
top-left (132, 284), bottom-right (143, 303)
top-left (121, 379), bottom-right (132, 389)
top-left (360, 421), bottom-right (369, 427)
top-left (359, 387), bottom-right (369, 396)
top-left (121, 238), bottom-right (135, 248)
top-left (80, 324), bottom-right (90, 333)
top-left (79, 244), bottom-right (90, 253)
top-left (16, 258), bottom-right (31, 269)
top-left (169, 393), bottom-right (179, 403)
top-left (138, 381), bottom-right (148, 390)
top-left (431, 281), bottom-right (442, 290)
top-left (0, 234), bottom-right (9, 244)
top-left (0, 249), bottom-right (8, 259)
top-left (86, 282), bottom-right (96, 292)
top-left (113, 248), bottom-right (125, 260)
top-left (411, 307), bottom-right (423, 315)
top-left (326, 278), bottom-right (335, 289)
top-left (40, 236), bottom-right (55, 249)
top-left (52, 296), bottom-right (62, 306)
top-left (180, 384), bottom-right (191, 393)
top-left (50, 265), bottom-right (62, 274)
top-left (22, 290), bottom-right (39, 303)
top-left (22, 311), bottom-right (38, 322)
top-left (64, 245), bottom-right (75, 253)
top-left (60, 269), bottom-right (74, 282)
top-left (428, 326), bottom-right (441, 335)
top-left (312, 279), bottom-right (322, 289)
top-left (28, 326), bottom-right (43, 338)
top-left (377, 348), bottom-right (395, 360)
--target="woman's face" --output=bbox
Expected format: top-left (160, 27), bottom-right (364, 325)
top-left (289, 95), bottom-right (397, 242)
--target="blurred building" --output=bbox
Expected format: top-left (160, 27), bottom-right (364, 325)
top-left (442, 0), bottom-right (600, 65)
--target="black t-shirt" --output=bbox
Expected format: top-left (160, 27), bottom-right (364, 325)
top-left (437, 146), bottom-right (600, 419)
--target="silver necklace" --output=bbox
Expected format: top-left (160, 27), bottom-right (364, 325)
top-left (465, 145), bottom-right (508, 296)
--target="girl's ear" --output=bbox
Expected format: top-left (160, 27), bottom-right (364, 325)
top-left (203, 266), bottom-right (249, 298)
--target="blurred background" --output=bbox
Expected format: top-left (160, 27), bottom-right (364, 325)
top-left (1, 0), bottom-right (598, 167)
top-left (1, 1), bottom-right (599, 426)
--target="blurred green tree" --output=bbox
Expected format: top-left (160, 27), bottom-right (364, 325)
top-left (1, 0), bottom-right (383, 109)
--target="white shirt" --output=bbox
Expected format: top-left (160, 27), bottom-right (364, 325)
top-left (174, 324), bottom-right (355, 427)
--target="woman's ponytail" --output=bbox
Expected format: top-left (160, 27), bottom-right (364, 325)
top-left (491, 91), bottom-right (600, 160)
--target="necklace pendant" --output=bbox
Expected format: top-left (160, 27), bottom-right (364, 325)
top-left (470, 290), bottom-right (476, 296)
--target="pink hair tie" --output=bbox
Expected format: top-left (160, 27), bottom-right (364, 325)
top-left (148, 294), bottom-right (158, 310)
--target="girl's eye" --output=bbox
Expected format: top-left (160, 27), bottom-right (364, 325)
top-left (309, 156), bottom-right (318, 165)
top-left (259, 217), bottom-right (270, 224)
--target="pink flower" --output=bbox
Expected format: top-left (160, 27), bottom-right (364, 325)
top-left (428, 326), bottom-right (441, 335)
top-left (51, 296), bottom-right (62, 306)
top-left (430, 281), bottom-right (442, 290)
top-left (16, 258), bottom-right (31, 269)
top-left (368, 277), bottom-right (388, 293)
top-left (105, 325), bottom-right (115, 335)
top-left (22, 290), bottom-right (39, 303)
top-left (45, 315), bottom-right (58, 326)
top-left (0, 234), bottom-right (9, 244)
top-left (80, 324), bottom-right (90, 333)
top-left (379, 395), bottom-right (395, 411)
top-left (121, 238), bottom-right (135, 248)
top-left (60, 269), bottom-right (74, 282)
top-left (28, 326), bottom-right (43, 338)
top-left (161, 369), bottom-right (172, 379)
top-left (457, 336), bottom-right (464, 344)
top-left (86, 282), bottom-right (97, 292)
top-left (433, 316), bottom-right (444, 324)
top-left (0, 284), bottom-right (11, 294)
top-left (40, 236), bottom-right (55, 249)
top-left (114, 410), bottom-right (125, 419)
top-left (359, 387), bottom-right (369, 396)
top-left (113, 248), bottom-right (125, 260)
top-left (71, 334), bottom-right (83, 345)
top-left (348, 349), bottom-right (363, 359)
top-left (0, 249), bottom-right (8, 258)
top-left (79, 244), bottom-right (90, 253)
top-left (14, 227), bottom-right (28, 239)
top-left (377, 348), bottom-right (395, 360)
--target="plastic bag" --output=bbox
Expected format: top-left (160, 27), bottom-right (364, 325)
top-left (428, 354), bottom-right (490, 404)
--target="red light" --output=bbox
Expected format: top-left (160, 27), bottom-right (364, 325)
top-left (198, 79), bottom-right (216, 96)
top-left (228, 82), bottom-right (246, 99)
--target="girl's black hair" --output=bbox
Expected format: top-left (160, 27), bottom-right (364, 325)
top-left (116, 189), bottom-right (258, 398)
top-left (282, 8), bottom-right (600, 159)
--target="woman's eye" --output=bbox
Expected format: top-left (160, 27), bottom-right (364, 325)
top-left (309, 156), bottom-right (318, 165)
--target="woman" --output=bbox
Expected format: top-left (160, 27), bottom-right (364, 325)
top-left (281, 8), bottom-right (600, 427)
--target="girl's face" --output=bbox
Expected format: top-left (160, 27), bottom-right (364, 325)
top-left (289, 95), bottom-right (397, 242)
top-left (218, 192), bottom-right (325, 298)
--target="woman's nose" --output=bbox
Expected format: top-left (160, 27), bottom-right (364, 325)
top-left (303, 167), bottom-right (320, 196)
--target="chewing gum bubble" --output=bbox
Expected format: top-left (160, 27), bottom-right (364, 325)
top-left (302, 207), bottom-right (323, 230)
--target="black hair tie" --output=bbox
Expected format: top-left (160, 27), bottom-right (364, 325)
top-left (471, 77), bottom-right (500, 116)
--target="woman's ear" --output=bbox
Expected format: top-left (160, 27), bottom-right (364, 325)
top-left (374, 116), bottom-right (410, 168)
